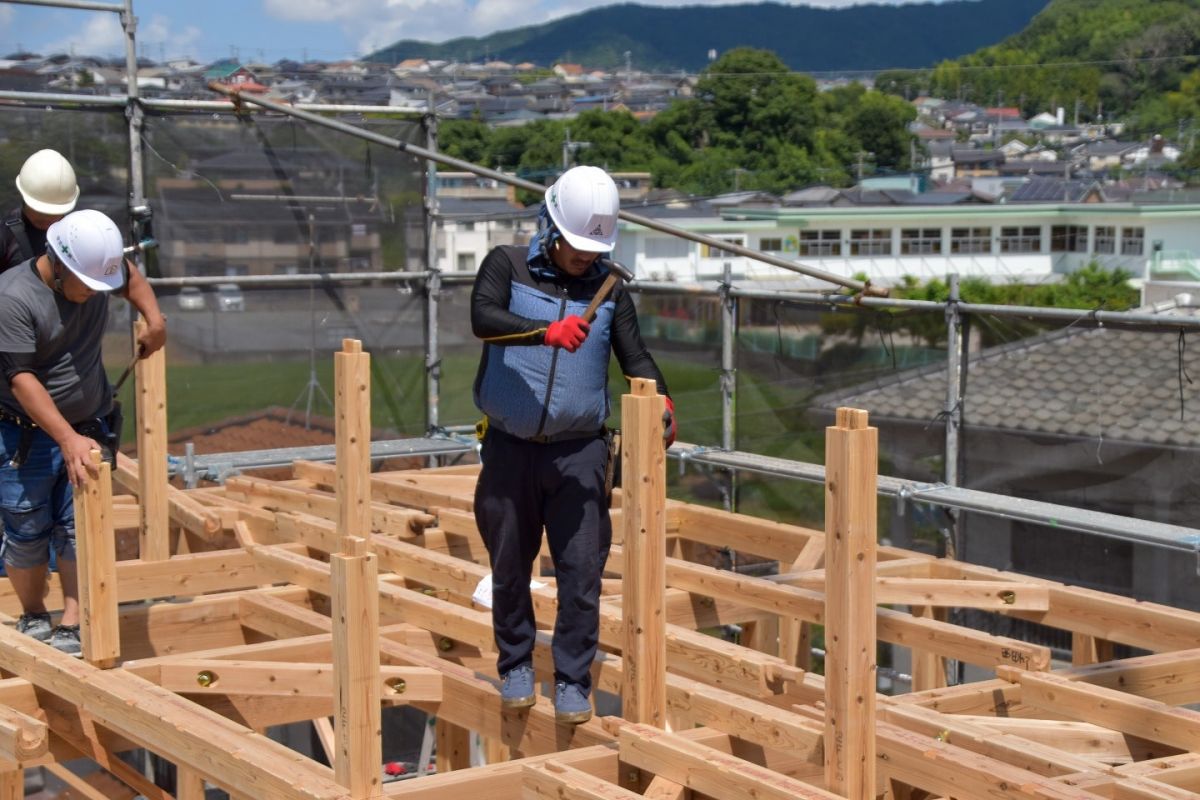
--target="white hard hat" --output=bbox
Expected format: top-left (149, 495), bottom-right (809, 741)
top-left (544, 166), bottom-right (620, 253)
top-left (46, 209), bottom-right (126, 292)
top-left (15, 149), bottom-right (80, 216)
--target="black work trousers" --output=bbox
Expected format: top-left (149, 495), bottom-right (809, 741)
top-left (474, 427), bottom-right (612, 692)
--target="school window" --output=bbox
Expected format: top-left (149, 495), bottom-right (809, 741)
top-left (456, 252), bottom-right (476, 271)
top-left (849, 229), bottom-right (892, 256)
top-left (798, 230), bottom-right (841, 257)
top-left (1051, 225), bottom-right (1087, 253)
top-left (759, 237), bottom-right (784, 252)
top-left (1093, 226), bottom-right (1116, 254)
top-left (701, 236), bottom-right (745, 259)
top-left (950, 227), bottom-right (991, 254)
top-left (645, 237), bottom-right (690, 259)
top-left (351, 223), bottom-right (368, 237)
top-left (999, 226), bottom-right (1042, 253)
top-left (900, 228), bottom-right (942, 255)
top-left (1121, 227), bottom-right (1145, 256)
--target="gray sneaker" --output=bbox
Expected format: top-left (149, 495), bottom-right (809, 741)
top-left (500, 663), bottom-right (536, 709)
top-left (49, 625), bottom-right (81, 657)
top-left (16, 612), bottom-right (52, 642)
top-left (554, 682), bottom-right (592, 724)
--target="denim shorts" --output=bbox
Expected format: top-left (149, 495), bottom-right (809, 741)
top-left (0, 422), bottom-right (75, 569)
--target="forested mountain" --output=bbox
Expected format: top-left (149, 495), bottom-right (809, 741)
top-left (877, 0), bottom-right (1200, 134)
top-left (366, 0), bottom-right (1048, 73)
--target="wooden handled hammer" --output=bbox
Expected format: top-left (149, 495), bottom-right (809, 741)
top-left (581, 259), bottom-right (635, 323)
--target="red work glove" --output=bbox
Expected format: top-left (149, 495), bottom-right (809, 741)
top-left (545, 315), bottom-right (590, 352)
top-left (662, 395), bottom-right (676, 448)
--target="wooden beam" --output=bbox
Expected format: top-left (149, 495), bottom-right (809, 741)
top-left (0, 623), bottom-right (349, 799)
top-left (0, 704), bottom-right (47, 769)
top-left (153, 660), bottom-right (441, 704)
top-left (786, 575), bottom-right (1050, 611)
top-left (875, 720), bottom-right (1109, 800)
top-left (76, 449), bottom-right (119, 668)
top-left (133, 317), bottom-right (170, 561)
top-left (823, 407), bottom-right (877, 798)
top-left (522, 761), bottom-right (643, 800)
top-left (296, 461), bottom-right (476, 514)
top-left (998, 667), bottom-right (1200, 753)
top-left (618, 723), bottom-right (841, 800)
top-left (113, 455), bottom-right (223, 541)
top-left (621, 378), bottom-right (667, 727)
top-left (224, 478), bottom-right (433, 540)
top-left (332, 536), bottom-right (383, 798)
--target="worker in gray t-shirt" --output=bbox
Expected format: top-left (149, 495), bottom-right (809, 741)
top-left (0, 209), bottom-right (166, 656)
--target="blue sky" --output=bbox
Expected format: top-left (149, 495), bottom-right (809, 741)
top-left (2, 0), bottom-right (950, 64)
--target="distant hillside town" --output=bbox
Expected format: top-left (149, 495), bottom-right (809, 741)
top-left (2, 49), bottom-right (1196, 310)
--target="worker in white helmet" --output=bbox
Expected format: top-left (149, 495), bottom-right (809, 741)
top-left (0, 209), bottom-right (166, 656)
top-left (470, 165), bottom-right (675, 723)
top-left (3, 148), bottom-right (166, 359)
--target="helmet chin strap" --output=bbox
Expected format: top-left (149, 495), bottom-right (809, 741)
top-left (51, 263), bottom-right (64, 294)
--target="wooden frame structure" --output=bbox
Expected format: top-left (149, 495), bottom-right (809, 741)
top-left (5, 337), bottom-right (1200, 799)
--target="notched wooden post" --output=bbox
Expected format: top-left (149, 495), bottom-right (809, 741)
top-left (76, 449), bottom-right (119, 668)
top-left (332, 534), bottom-right (382, 798)
top-left (134, 317), bottom-right (169, 560)
top-left (621, 378), bottom-right (667, 727)
top-left (336, 337), bottom-right (372, 553)
top-left (824, 407), bottom-right (877, 797)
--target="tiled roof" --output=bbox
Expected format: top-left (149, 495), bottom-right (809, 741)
top-left (817, 303), bottom-right (1200, 447)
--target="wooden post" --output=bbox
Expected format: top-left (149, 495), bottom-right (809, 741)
top-left (0, 770), bottom-right (19, 800)
top-left (435, 718), bottom-right (472, 772)
top-left (621, 378), bottom-right (667, 727)
top-left (332, 535), bottom-right (382, 798)
top-left (176, 766), bottom-right (206, 800)
top-left (134, 318), bottom-right (169, 561)
top-left (910, 606), bottom-right (948, 691)
top-left (1071, 632), bottom-right (1115, 666)
top-left (823, 407), bottom-right (877, 797)
top-left (75, 449), bottom-right (119, 668)
top-left (336, 338), bottom-right (372, 552)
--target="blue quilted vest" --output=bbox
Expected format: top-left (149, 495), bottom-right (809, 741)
top-left (475, 281), bottom-right (615, 440)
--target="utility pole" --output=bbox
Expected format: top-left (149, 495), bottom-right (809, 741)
top-left (562, 128), bottom-right (590, 170)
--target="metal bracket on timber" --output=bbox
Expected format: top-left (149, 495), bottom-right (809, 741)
top-left (824, 407), bottom-right (877, 798)
top-left (621, 378), bottom-right (667, 728)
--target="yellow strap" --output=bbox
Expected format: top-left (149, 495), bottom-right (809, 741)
top-left (474, 416), bottom-right (489, 441)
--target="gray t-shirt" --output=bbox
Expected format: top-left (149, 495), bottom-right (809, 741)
top-left (0, 260), bottom-right (112, 424)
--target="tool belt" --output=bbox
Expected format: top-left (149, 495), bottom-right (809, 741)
top-left (0, 408), bottom-right (119, 469)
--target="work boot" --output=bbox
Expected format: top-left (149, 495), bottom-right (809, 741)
top-left (500, 663), bottom-right (536, 709)
top-left (554, 682), bottom-right (592, 724)
top-left (49, 625), bottom-right (81, 657)
top-left (16, 612), bottom-right (52, 642)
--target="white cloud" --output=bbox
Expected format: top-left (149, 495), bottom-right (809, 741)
top-left (40, 12), bottom-right (124, 57)
top-left (139, 15), bottom-right (204, 60)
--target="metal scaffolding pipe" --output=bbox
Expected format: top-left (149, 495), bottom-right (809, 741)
top-left (205, 82), bottom-right (878, 296)
top-left (0, 90), bottom-right (425, 116)
top-left (146, 271), bottom-right (429, 288)
top-left (5, 0), bottom-right (121, 11)
top-left (674, 446), bottom-right (1200, 555)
